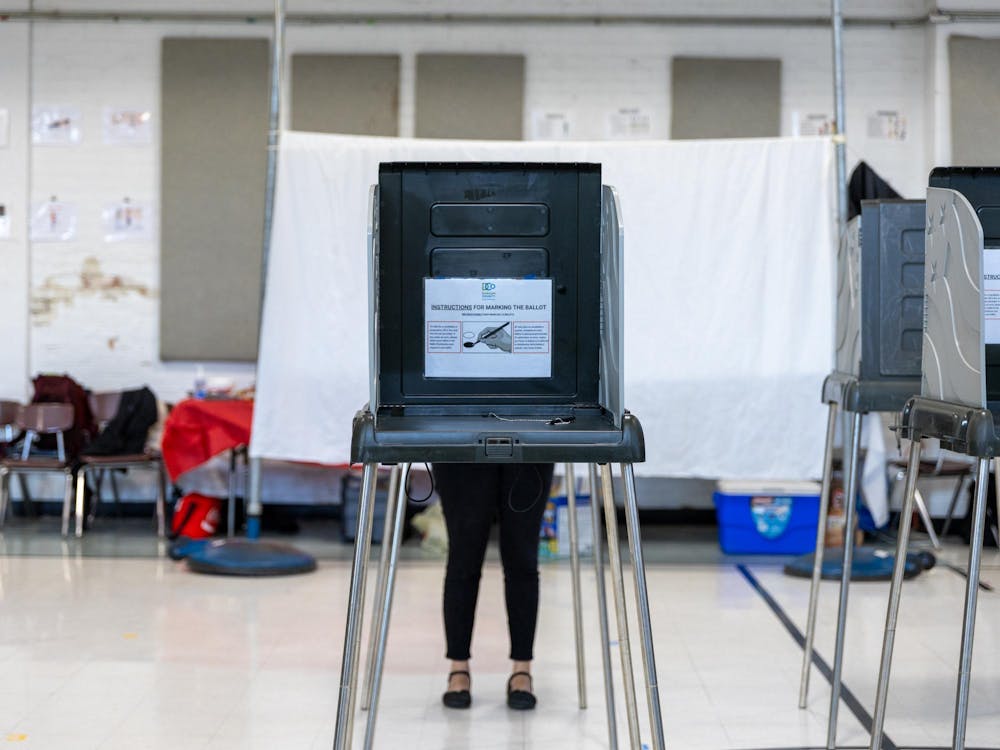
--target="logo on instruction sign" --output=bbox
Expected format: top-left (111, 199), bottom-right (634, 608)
top-left (482, 282), bottom-right (496, 300)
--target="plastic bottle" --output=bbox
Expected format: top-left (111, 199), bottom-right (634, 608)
top-left (194, 365), bottom-right (207, 400)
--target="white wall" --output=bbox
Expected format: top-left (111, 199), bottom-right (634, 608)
top-left (0, 12), bottom-right (978, 404)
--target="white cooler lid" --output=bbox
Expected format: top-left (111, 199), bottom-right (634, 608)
top-left (716, 480), bottom-right (821, 496)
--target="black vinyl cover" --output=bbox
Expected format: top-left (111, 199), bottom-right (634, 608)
top-left (376, 162), bottom-right (602, 407)
top-left (859, 200), bottom-right (925, 382)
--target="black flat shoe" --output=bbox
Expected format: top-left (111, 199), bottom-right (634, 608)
top-left (506, 671), bottom-right (536, 711)
top-left (442, 670), bottom-right (471, 709)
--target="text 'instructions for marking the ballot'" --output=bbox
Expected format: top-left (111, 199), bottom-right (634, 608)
top-left (424, 278), bottom-right (552, 378)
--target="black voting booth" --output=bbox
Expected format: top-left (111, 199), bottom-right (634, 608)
top-left (333, 164), bottom-right (663, 750)
top-left (795, 199), bottom-right (927, 746)
top-left (867, 168), bottom-right (1000, 750)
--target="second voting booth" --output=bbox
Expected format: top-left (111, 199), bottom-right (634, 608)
top-left (867, 168), bottom-right (1000, 750)
top-left (333, 163), bottom-right (663, 750)
top-left (796, 199), bottom-right (927, 747)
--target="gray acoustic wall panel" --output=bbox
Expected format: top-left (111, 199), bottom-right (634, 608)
top-left (922, 187), bottom-right (985, 408)
top-left (415, 54), bottom-right (524, 140)
top-left (949, 36), bottom-right (1000, 165)
top-left (670, 57), bottom-right (781, 140)
top-left (291, 54), bottom-right (400, 136)
top-left (160, 37), bottom-right (269, 362)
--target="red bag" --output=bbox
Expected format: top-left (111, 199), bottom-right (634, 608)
top-left (171, 493), bottom-right (222, 539)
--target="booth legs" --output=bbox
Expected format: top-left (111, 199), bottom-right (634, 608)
top-left (339, 461), bottom-right (658, 750)
top-left (599, 463), bottom-right (642, 749)
top-left (564, 463), bottom-right (588, 710)
top-left (361, 465), bottom-right (403, 712)
top-left (621, 463), bottom-right (665, 750)
top-left (827, 410), bottom-right (863, 750)
top-left (952, 457), bottom-right (990, 750)
top-left (799, 402), bottom-right (840, 707)
top-left (333, 462), bottom-right (379, 750)
top-left (588, 463), bottom-right (619, 750)
top-left (363, 463), bottom-right (410, 750)
top-left (869, 439), bottom-right (922, 750)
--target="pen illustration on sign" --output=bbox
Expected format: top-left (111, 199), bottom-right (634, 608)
top-left (464, 321), bottom-right (511, 351)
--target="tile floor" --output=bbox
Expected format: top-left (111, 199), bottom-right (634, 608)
top-left (0, 520), bottom-right (998, 749)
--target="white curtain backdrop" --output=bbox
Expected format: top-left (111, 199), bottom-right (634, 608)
top-left (251, 132), bottom-right (839, 484)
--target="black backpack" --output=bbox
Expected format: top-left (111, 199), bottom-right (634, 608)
top-left (83, 387), bottom-right (158, 456)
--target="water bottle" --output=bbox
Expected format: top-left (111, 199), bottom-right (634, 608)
top-left (194, 365), bottom-right (207, 400)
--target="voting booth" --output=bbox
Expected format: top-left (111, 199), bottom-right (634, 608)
top-left (796, 200), bottom-right (927, 743)
top-left (867, 168), bottom-right (1000, 750)
top-left (333, 163), bottom-right (663, 750)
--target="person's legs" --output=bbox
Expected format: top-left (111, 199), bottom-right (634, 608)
top-left (497, 463), bottom-right (554, 694)
top-left (434, 463), bottom-right (500, 692)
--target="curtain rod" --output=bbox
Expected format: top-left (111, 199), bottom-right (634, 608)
top-left (2, 8), bottom-right (998, 28)
top-left (0, 10), bottom-right (947, 28)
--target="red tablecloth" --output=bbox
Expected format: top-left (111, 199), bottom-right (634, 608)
top-left (161, 399), bottom-right (254, 481)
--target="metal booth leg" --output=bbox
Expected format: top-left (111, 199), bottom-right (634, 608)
top-left (333, 462), bottom-right (380, 750)
top-left (565, 462), bottom-right (587, 709)
top-left (799, 401), bottom-right (839, 707)
top-left (599, 463), bottom-right (642, 749)
top-left (869, 438), bottom-right (922, 750)
top-left (361, 464), bottom-right (403, 712)
top-left (363, 463), bottom-right (410, 750)
top-left (827, 409), bottom-right (863, 750)
top-left (621, 463), bottom-right (665, 750)
top-left (952, 457), bottom-right (991, 750)
top-left (588, 463), bottom-right (619, 750)
top-left (912, 489), bottom-right (942, 550)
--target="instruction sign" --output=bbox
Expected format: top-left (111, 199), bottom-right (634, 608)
top-left (985, 249), bottom-right (1000, 344)
top-left (424, 277), bottom-right (552, 378)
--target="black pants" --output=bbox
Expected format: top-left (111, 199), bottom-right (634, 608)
top-left (433, 463), bottom-right (554, 662)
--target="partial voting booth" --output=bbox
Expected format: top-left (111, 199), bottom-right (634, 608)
top-left (332, 163), bottom-right (662, 750)
top-left (868, 168), bottom-right (1000, 750)
top-left (795, 200), bottom-right (926, 745)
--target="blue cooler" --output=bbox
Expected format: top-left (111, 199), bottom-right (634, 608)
top-left (713, 480), bottom-right (821, 554)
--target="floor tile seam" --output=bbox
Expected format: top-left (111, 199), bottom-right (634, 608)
top-left (734, 564), bottom-right (898, 750)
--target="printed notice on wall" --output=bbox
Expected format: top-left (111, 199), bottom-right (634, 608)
top-left (606, 107), bottom-right (652, 139)
top-left (867, 110), bottom-right (907, 141)
top-left (791, 111), bottom-right (833, 137)
top-left (530, 110), bottom-right (574, 140)
top-left (985, 249), bottom-right (1000, 344)
top-left (425, 277), bottom-right (552, 379)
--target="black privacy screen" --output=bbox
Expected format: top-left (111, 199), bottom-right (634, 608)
top-left (377, 162), bottom-right (602, 407)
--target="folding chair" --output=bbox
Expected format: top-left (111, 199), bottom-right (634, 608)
top-left (0, 403), bottom-right (76, 535)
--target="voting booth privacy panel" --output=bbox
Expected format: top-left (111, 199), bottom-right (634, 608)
top-left (250, 132), bottom-right (837, 479)
top-left (377, 163), bottom-right (601, 408)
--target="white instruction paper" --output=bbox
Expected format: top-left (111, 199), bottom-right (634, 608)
top-left (425, 277), bottom-right (552, 378)
top-left (984, 249), bottom-right (1000, 344)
